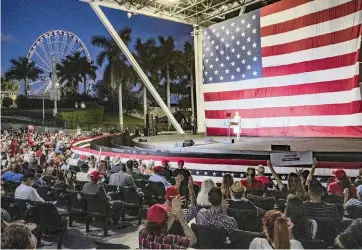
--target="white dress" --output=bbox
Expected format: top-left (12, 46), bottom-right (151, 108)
top-left (233, 115), bottom-right (241, 134)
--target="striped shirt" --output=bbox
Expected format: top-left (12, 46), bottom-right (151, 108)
top-left (304, 201), bottom-right (341, 221)
top-left (344, 198), bottom-right (362, 209)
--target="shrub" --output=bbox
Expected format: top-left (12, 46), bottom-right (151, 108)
top-left (15, 95), bottom-right (28, 108)
top-left (2, 97), bottom-right (13, 107)
top-left (56, 103), bottom-right (104, 125)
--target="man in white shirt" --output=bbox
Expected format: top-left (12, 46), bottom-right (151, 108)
top-left (15, 172), bottom-right (44, 202)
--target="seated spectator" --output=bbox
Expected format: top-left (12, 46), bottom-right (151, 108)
top-left (15, 172), bottom-right (45, 202)
top-left (196, 187), bottom-right (237, 233)
top-left (1, 222), bottom-right (37, 249)
top-left (82, 170), bottom-right (124, 225)
top-left (335, 218), bottom-right (362, 249)
top-left (328, 169), bottom-right (357, 196)
top-left (172, 160), bottom-right (191, 197)
top-left (2, 163), bottom-right (23, 182)
top-left (53, 171), bottom-right (73, 190)
top-left (26, 168), bottom-right (46, 186)
top-left (354, 168), bottom-right (362, 187)
top-left (76, 163), bottom-right (90, 182)
top-left (139, 197), bottom-right (197, 249)
top-left (285, 196), bottom-right (317, 240)
top-left (241, 167), bottom-right (264, 190)
top-left (221, 173), bottom-right (233, 199)
top-left (142, 160), bottom-right (154, 175)
top-left (255, 165), bottom-right (273, 189)
top-left (250, 210), bottom-right (304, 249)
top-left (196, 178), bottom-right (216, 207)
top-left (149, 166), bottom-right (170, 190)
top-left (229, 181), bottom-right (257, 212)
top-left (304, 182), bottom-right (341, 221)
top-left (126, 159), bottom-right (142, 180)
top-left (109, 163), bottom-right (135, 187)
top-left (161, 159), bottom-right (172, 181)
top-left (343, 185), bottom-right (362, 209)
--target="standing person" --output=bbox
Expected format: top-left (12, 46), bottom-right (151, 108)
top-left (190, 115), bottom-right (196, 134)
top-left (172, 160), bottom-right (191, 197)
top-left (233, 111), bottom-right (241, 141)
top-left (255, 165), bottom-right (273, 190)
top-left (241, 167), bottom-right (264, 190)
top-left (249, 210), bottom-right (304, 249)
top-left (221, 173), bottom-right (234, 199)
top-left (139, 196), bottom-right (197, 249)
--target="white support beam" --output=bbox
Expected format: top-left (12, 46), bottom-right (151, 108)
top-left (89, 2), bottom-right (185, 134)
top-left (193, 26), bottom-right (206, 133)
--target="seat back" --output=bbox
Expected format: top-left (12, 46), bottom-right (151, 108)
top-left (68, 191), bottom-right (87, 214)
top-left (346, 205), bottom-right (362, 219)
top-left (227, 208), bottom-right (262, 232)
top-left (248, 196), bottom-right (276, 211)
top-left (119, 186), bottom-right (141, 207)
top-left (324, 194), bottom-right (344, 204)
top-left (104, 184), bottom-right (121, 200)
top-left (229, 229), bottom-right (265, 249)
top-left (34, 201), bottom-right (63, 233)
top-left (52, 188), bottom-right (69, 207)
top-left (1, 195), bottom-right (20, 221)
top-left (148, 181), bottom-right (166, 201)
top-left (41, 176), bottom-right (57, 187)
top-left (245, 189), bottom-right (263, 197)
top-left (14, 199), bottom-right (38, 223)
top-left (74, 181), bottom-right (88, 191)
top-left (191, 224), bottom-right (228, 249)
top-left (314, 218), bottom-right (341, 246)
top-left (299, 239), bottom-right (328, 249)
top-left (264, 190), bottom-right (287, 199)
top-left (2, 180), bottom-right (21, 193)
top-left (36, 186), bottom-right (54, 202)
top-left (82, 193), bottom-right (109, 216)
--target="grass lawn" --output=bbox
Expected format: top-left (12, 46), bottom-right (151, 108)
top-left (102, 113), bottom-right (144, 127)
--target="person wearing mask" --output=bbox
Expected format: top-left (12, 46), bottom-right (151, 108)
top-left (82, 170), bottom-right (124, 225)
top-left (172, 160), bottom-right (191, 197)
top-left (335, 218), bottom-right (362, 249)
top-left (255, 165), bottom-right (273, 190)
top-left (196, 187), bottom-right (237, 234)
top-left (229, 181), bottom-right (257, 212)
top-left (109, 163), bottom-right (135, 187)
top-left (2, 163), bottom-right (23, 182)
top-left (328, 169), bottom-right (357, 196)
top-left (221, 173), bottom-right (234, 199)
top-left (285, 196), bottom-right (317, 240)
top-left (304, 181), bottom-right (341, 221)
top-left (241, 167), bottom-right (264, 190)
top-left (139, 196), bottom-right (197, 249)
top-left (249, 210), bottom-right (303, 249)
top-left (15, 172), bottom-right (45, 202)
top-left (126, 159), bottom-right (143, 180)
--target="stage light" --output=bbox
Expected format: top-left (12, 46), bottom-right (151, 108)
top-left (127, 12), bottom-right (132, 19)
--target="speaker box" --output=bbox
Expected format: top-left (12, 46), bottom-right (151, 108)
top-left (271, 144), bottom-right (291, 151)
top-left (138, 138), bottom-right (148, 143)
top-left (183, 139), bottom-right (194, 147)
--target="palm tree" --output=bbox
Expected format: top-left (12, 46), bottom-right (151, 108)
top-left (56, 52), bottom-right (82, 93)
top-left (5, 57), bottom-right (43, 96)
top-left (134, 38), bottom-right (158, 126)
top-left (183, 42), bottom-right (195, 116)
top-left (77, 57), bottom-right (98, 95)
top-left (92, 27), bottom-right (133, 129)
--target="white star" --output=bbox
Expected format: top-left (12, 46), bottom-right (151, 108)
top-left (226, 56), bottom-right (230, 60)
top-left (225, 69), bottom-right (230, 74)
top-left (281, 175), bottom-right (286, 180)
top-left (221, 38), bottom-right (225, 42)
top-left (253, 56), bottom-right (257, 61)
top-left (231, 61), bottom-right (235, 66)
top-left (221, 25), bottom-right (225, 30)
top-left (226, 43), bottom-right (230, 48)
top-left (212, 29), bottom-right (216, 33)
top-left (247, 23), bottom-right (251, 28)
top-left (213, 172), bottom-right (217, 176)
top-left (207, 35), bottom-right (211, 39)
top-left (204, 31), bottom-right (207, 35)
top-left (215, 58), bottom-right (219, 62)
top-left (203, 43), bottom-right (206, 47)
top-left (252, 28), bottom-right (257, 34)
top-left (231, 22), bottom-right (235, 27)
top-left (209, 77), bottom-right (213, 81)
top-left (236, 54), bottom-right (241, 59)
top-left (219, 76), bottom-right (224, 80)
top-left (236, 27), bottom-right (240, 32)
top-left (220, 50), bottom-right (224, 55)
top-left (226, 30), bottom-right (230, 35)
top-left (241, 59), bottom-right (246, 64)
top-left (211, 40), bottom-right (215, 44)
top-left (253, 71), bottom-right (257, 76)
top-left (215, 45), bottom-right (219, 50)
top-left (247, 65), bottom-right (251, 70)
top-left (196, 171), bottom-right (200, 175)
top-left (222, 172), bottom-right (225, 176)
top-left (210, 64), bottom-right (213, 69)
top-left (252, 42), bottom-right (257, 48)
top-left (216, 33), bottom-right (220, 37)
top-left (231, 75), bottom-right (235, 80)
top-left (271, 175), bottom-right (275, 179)
top-left (204, 71), bottom-right (208, 75)
top-left (241, 19), bottom-right (245, 24)
top-left (240, 173), bottom-right (244, 177)
top-left (242, 73), bottom-right (246, 78)
top-left (231, 48), bottom-right (235, 53)
top-left (247, 50), bottom-right (251, 56)
top-left (241, 32), bottom-right (245, 37)
top-left (247, 37), bottom-right (251, 42)
top-left (236, 40), bottom-right (240, 45)
top-left (214, 70), bottom-right (218, 75)
top-left (231, 35), bottom-right (235, 40)
top-left (252, 14), bottom-right (256, 19)
top-left (242, 45), bottom-right (246, 50)
top-left (205, 59), bottom-right (209, 63)
top-left (204, 171), bottom-right (208, 175)
top-left (206, 47), bottom-right (210, 51)
top-left (316, 176), bottom-right (321, 181)
top-left (220, 63), bottom-right (224, 68)
top-left (236, 67), bottom-right (240, 72)
top-left (210, 52), bottom-right (214, 57)
top-left (231, 173), bottom-right (235, 177)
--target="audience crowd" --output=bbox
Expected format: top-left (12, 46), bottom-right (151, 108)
top-left (1, 127), bottom-right (362, 249)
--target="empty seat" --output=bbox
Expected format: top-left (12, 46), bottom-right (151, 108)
top-left (119, 186), bottom-right (143, 225)
top-left (229, 229), bottom-right (265, 249)
top-left (67, 191), bottom-right (87, 227)
top-left (36, 186), bottom-right (54, 202)
top-left (191, 224), bottom-right (228, 249)
top-left (148, 181), bottom-right (166, 203)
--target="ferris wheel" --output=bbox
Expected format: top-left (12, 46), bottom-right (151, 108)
top-left (26, 30), bottom-right (92, 95)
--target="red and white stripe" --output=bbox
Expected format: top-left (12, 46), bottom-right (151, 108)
top-left (204, 0), bottom-right (362, 137)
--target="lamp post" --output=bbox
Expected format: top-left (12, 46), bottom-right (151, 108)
top-left (50, 55), bottom-right (60, 116)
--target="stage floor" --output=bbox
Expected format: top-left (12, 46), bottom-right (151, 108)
top-left (137, 133), bottom-right (362, 153)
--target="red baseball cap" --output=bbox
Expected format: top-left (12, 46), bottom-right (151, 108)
top-left (166, 186), bottom-right (180, 201)
top-left (35, 150), bottom-right (42, 156)
top-left (89, 170), bottom-right (103, 180)
top-left (147, 204), bottom-right (169, 224)
top-left (80, 155), bottom-right (87, 161)
top-left (332, 169), bottom-right (346, 179)
top-left (154, 166), bottom-right (163, 172)
top-left (161, 159), bottom-right (169, 165)
top-left (178, 159), bottom-right (184, 165)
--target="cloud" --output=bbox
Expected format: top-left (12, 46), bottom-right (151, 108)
top-left (1, 33), bottom-right (16, 43)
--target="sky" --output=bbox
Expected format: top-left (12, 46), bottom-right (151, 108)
top-left (1, 0), bottom-right (193, 94)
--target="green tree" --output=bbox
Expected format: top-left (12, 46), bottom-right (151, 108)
top-left (182, 41), bottom-right (195, 115)
top-left (1, 77), bottom-right (20, 93)
top-left (56, 53), bottom-right (82, 94)
top-left (5, 57), bottom-right (43, 96)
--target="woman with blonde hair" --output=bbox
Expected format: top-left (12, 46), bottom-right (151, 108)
top-left (250, 210), bottom-right (304, 249)
top-left (196, 178), bottom-right (216, 207)
top-left (221, 173), bottom-right (234, 199)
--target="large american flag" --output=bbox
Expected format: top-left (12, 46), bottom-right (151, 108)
top-left (202, 0), bottom-right (362, 137)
